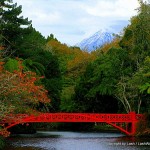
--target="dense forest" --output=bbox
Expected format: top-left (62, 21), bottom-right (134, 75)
top-left (0, 0), bottom-right (150, 147)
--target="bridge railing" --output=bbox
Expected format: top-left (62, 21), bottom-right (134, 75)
top-left (1, 112), bottom-right (143, 124)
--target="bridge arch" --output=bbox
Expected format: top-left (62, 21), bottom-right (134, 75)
top-left (0, 112), bottom-right (144, 136)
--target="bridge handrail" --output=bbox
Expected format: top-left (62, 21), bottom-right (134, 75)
top-left (1, 112), bottom-right (143, 124)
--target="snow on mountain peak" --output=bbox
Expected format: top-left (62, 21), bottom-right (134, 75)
top-left (76, 30), bottom-right (115, 52)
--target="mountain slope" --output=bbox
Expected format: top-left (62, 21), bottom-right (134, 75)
top-left (77, 30), bottom-right (115, 52)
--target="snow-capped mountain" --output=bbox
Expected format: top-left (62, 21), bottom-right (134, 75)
top-left (76, 30), bottom-right (115, 52)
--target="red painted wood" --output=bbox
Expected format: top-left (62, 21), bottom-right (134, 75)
top-left (0, 112), bottom-right (144, 136)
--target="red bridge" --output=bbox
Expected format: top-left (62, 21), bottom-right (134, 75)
top-left (0, 112), bottom-right (144, 136)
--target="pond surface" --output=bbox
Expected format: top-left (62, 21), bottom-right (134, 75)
top-left (4, 131), bottom-right (150, 150)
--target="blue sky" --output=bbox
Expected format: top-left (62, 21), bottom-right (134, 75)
top-left (13, 0), bottom-right (140, 45)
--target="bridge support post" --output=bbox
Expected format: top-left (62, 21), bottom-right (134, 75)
top-left (130, 111), bottom-right (137, 136)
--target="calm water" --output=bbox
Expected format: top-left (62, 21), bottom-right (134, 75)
top-left (4, 131), bottom-right (150, 150)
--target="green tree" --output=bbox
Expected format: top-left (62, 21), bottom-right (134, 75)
top-left (10, 26), bottom-right (62, 112)
top-left (138, 57), bottom-right (150, 112)
top-left (23, 59), bottom-right (45, 76)
top-left (46, 33), bottom-right (58, 42)
top-left (0, 0), bottom-right (31, 56)
top-left (120, 0), bottom-right (150, 69)
top-left (4, 58), bottom-right (19, 72)
top-left (117, 0), bottom-right (150, 113)
top-left (15, 26), bottom-right (46, 58)
top-left (72, 53), bottom-right (120, 113)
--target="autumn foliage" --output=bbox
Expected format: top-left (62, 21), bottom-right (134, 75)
top-left (46, 39), bottom-right (96, 79)
top-left (0, 60), bottom-right (51, 137)
top-left (67, 50), bottom-right (95, 78)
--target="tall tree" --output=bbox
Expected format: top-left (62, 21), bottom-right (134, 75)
top-left (117, 0), bottom-right (150, 113)
top-left (72, 52), bottom-right (120, 113)
top-left (0, 0), bottom-right (31, 56)
top-left (120, 0), bottom-right (150, 69)
top-left (9, 26), bottom-right (62, 112)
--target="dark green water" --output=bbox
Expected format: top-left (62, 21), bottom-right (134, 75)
top-left (4, 131), bottom-right (150, 150)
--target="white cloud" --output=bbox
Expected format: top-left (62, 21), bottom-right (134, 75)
top-left (13, 0), bottom-right (140, 45)
top-left (80, 0), bottom-right (139, 18)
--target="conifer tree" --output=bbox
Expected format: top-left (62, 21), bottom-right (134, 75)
top-left (0, 0), bottom-right (31, 56)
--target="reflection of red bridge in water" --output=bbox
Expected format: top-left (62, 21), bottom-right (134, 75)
top-left (0, 112), bottom-right (144, 136)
